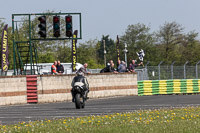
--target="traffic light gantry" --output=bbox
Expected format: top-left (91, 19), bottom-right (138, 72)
top-left (37, 14), bottom-right (75, 38)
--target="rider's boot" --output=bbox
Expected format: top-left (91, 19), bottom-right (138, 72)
top-left (85, 90), bottom-right (89, 100)
top-left (71, 90), bottom-right (75, 102)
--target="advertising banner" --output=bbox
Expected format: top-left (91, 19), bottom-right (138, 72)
top-left (1, 24), bottom-right (9, 72)
top-left (72, 30), bottom-right (78, 72)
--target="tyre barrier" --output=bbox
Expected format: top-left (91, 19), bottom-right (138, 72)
top-left (138, 79), bottom-right (200, 96)
top-left (26, 75), bottom-right (38, 103)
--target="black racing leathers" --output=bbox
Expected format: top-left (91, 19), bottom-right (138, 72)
top-left (71, 75), bottom-right (89, 102)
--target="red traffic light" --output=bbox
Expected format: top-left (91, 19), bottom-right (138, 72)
top-left (53, 16), bottom-right (60, 37)
top-left (65, 16), bottom-right (72, 37)
top-left (53, 16), bottom-right (59, 23)
top-left (66, 16), bottom-right (72, 22)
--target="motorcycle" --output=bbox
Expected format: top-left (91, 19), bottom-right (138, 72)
top-left (73, 85), bottom-right (87, 109)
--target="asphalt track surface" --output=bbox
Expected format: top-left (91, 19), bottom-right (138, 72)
top-left (0, 95), bottom-right (200, 125)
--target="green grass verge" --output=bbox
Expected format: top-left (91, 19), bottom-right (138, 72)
top-left (1, 107), bottom-right (200, 133)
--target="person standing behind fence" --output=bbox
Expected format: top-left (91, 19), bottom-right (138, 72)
top-left (51, 61), bottom-right (58, 75)
top-left (111, 63), bottom-right (118, 73)
top-left (106, 60), bottom-right (113, 68)
top-left (100, 62), bottom-right (118, 73)
top-left (129, 60), bottom-right (143, 73)
top-left (77, 63), bottom-right (91, 74)
top-left (57, 60), bottom-right (64, 74)
top-left (117, 59), bottom-right (121, 71)
top-left (118, 61), bottom-right (128, 72)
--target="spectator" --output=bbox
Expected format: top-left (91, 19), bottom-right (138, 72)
top-left (107, 60), bottom-right (113, 67)
top-left (51, 61), bottom-right (57, 75)
top-left (57, 60), bottom-right (64, 74)
top-left (129, 60), bottom-right (143, 72)
top-left (117, 59), bottom-right (121, 70)
top-left (111, 63), bottom-right (118, 73)
top-left (77, 63), bottom-right (91, 74)
top-left (100, 62), bottom-right (118, 73)
top-left (118, 61), bottom-right (128, 72)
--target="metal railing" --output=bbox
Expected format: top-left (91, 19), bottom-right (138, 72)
top-left (88, 61), bottom-right (200, 81)
top-left (136, 61), bottom-right (200, 81)
top-left (2, 61), bottom-right (200, 81)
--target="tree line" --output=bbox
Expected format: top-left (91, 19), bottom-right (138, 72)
top-left (0, 18), bottom-right (200, 69)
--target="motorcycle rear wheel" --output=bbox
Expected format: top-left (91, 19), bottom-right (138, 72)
top-left (75, 93), bottom-right (81, 109)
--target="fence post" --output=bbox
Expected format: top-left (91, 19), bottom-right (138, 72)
top-left (158, 61), bottom-right (163, 80)
top-left (142, 61), bottom-right (150, 80)
top-left (184, 61), bottom-right (189, 79)
top-left (145, 61), bottom-right (150, 69)
top-left (196, 61), bottom-right (200, 79)
top-left (171, 61), bottom-right (176, 79)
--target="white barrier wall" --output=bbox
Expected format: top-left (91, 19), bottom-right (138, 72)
top-left (37, 73), bottom-right (138, 103)
top-left (0, 76), bottom-right (27, 105)
top-left (0, 73), bottom-right (138, 105)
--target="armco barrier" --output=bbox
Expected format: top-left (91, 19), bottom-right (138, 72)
top-left (138, 79), bottom-right (200, 96)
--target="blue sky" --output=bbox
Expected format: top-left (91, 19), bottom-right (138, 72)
top-left (1, 0), bottom-right (200, 43)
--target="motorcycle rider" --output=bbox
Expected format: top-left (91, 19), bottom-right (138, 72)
top-left (71, 72), bottom-right (89, 102)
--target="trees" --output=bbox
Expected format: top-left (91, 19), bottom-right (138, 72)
top-left (2, 13), bottom-right (200, 71)
top-left (77, 39), bottom-right (103, 68)
top-left (179, 31), bottom-right (199, 65)
top-left (97, 35), bottom-right (116, 65)
top-left (155, 22), bottom-right (200, 65)
top-left (155, 22), bottom-right (184, 64)
top-left (120, 23), bottom-right (155, 65)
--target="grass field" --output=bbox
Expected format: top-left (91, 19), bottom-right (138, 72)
top-left (0, 106), bottom-right (200, 133)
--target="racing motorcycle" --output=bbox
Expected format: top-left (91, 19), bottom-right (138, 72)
top-left (73, 85), bottom-right (88, 109)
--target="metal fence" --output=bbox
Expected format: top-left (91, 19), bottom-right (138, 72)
top-left (2, 61), bottom-right (200, 81)
top-left (141, 65), bottom-right (200, 80)
top-left (89, 61), bottom-right (200, 81)
top-left (136, 61), bottom-right (200, 81)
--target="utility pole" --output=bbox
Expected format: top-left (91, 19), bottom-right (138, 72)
top-left (103, 40), bottom-right (106, 67)
top-left (123, 43), bottom-right (128, 67)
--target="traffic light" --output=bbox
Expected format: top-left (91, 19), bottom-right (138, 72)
top-left (53, 16), bottom-right (60, 37)
top-left (38, 16), bottom-right (46, 38)
top-left (65, 15), bottom-right (73, 37)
